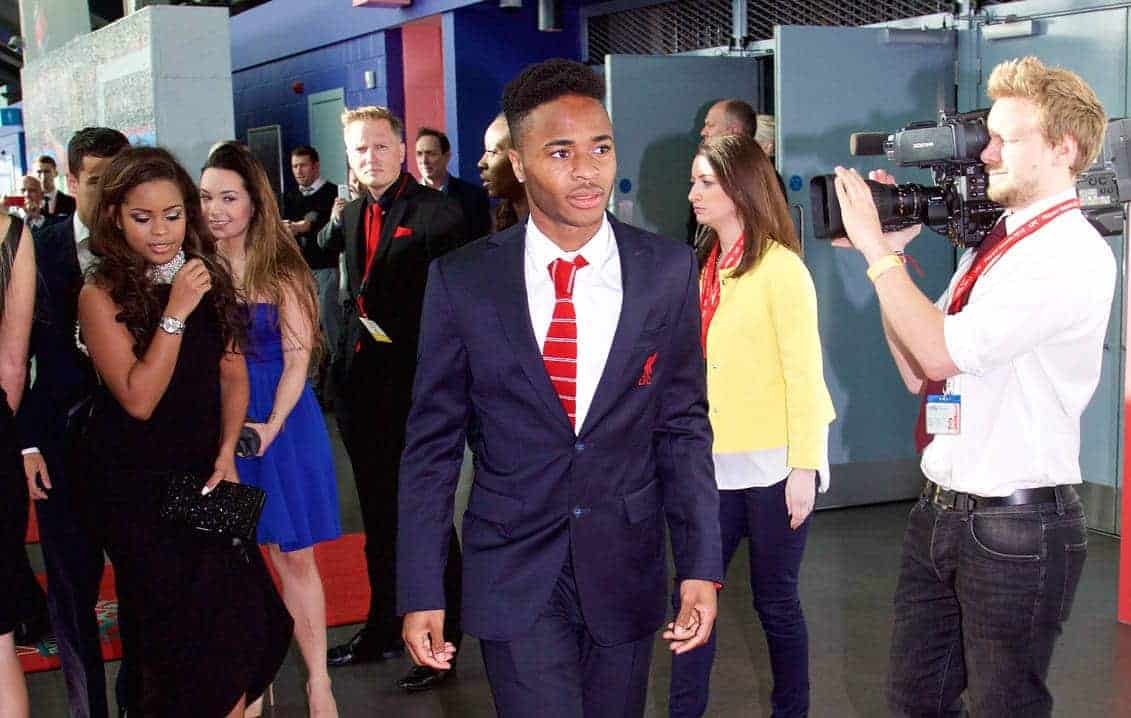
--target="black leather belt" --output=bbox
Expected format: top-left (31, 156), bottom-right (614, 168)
top-left (921, 480), bottom-right (1076, 512)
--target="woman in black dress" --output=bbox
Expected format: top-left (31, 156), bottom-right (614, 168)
top-left (0, 214), bottom-right (37, 718)
top-left (77, 147), bottom-right (292, 717)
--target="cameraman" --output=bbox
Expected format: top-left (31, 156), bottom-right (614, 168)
top-left (833, 56), bottom-right (1113, 717)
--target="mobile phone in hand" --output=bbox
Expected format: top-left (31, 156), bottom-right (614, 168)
top-left (337, 183), bottom-right (351, 201)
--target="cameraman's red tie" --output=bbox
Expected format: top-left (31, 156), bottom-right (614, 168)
top-left (543, 256), bottom-right (588, 429)
top-left (914, 218), bottom-right (1008, 452)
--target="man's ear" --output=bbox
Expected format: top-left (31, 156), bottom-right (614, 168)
top-left (507, 148), bottom-right (525, 183)
top-left (1056, 134), bottom-right (1080, 171)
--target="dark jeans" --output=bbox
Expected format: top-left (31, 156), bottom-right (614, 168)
top-left (887, 487), bottom-right (1087, 717)
top-left (480, 555), bottom-right (653, 717)
top-left (670, 479), bottom-right (811, 718)
top-left (34, 448), bottom-right (111, 718)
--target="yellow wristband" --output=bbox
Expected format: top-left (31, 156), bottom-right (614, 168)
top-left (866, 254), bottom-right (906, 282)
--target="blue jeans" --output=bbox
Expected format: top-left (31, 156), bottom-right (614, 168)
top-left (887, 487), bottom-right (1087, 717)
top-left (670, 479), bottom-right (811, 717)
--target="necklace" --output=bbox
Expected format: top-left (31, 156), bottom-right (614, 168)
top-left (148, 250), bottom-right (186, 284)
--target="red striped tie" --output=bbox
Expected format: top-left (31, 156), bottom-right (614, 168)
top-left (543, 256), bottom-right (588, 429)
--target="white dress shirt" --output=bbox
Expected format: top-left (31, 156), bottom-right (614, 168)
top-left (73, 212), bottom-right (95, 274)
top-left (525, 214), bottom-right (621, 433)
top-left (299, 176), bottom-right (327, 196)
top-left (714, 427), bottom-right (830, 492)
top-left (45, 189), bottom-right (58, 214)
top-left (924, 188), bottom-right (1116, 495)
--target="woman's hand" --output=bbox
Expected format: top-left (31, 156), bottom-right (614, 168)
top-left (785, 468), bottom-right (817, 530)
top-left (166, 259), bottom-right (212, 321)
top-left (203, 452), bottom-right (240, 495)
top-left (243, 420), bottom-right (281, 457)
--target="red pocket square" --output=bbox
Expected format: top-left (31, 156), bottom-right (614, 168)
top-left (637, 352), bottom-right (658, 387)
top-left (393, 225), bottom-right (413, 238)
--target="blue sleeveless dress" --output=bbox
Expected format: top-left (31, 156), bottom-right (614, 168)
top-left (236, 303), bottom-right (341, 551)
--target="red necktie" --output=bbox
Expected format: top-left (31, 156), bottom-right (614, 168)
top-left (364, 203), bottom-right (383, 274)
top-left (913, 218), bottom-right (1008, 452)
top-left (543, 256), bottom-right (588, 429)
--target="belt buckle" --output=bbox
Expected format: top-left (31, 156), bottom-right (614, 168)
top-left (927, 483), bottom-right (959, 510)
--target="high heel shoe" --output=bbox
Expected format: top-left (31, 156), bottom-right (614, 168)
top-left (244, 683), bottom-right (274, 718)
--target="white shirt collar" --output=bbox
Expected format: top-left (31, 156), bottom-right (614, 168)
top-left (73, 212), bottom-right (89, 244)
top-left (45, 189), bottom-right (57, 201)
top-left (1003, 187), bottom-right (1078, 234)
top-left (525, 213), bottom-right (615, 275)
top-left (299, 177), bottom-right (327, 195)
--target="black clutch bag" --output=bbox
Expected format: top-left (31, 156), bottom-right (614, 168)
top-left (158, 473), bottom-right (267, 543)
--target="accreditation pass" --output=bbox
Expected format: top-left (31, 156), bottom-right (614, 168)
top-left (359, 316), bottom-right (392, 344)
top-left (925, 379), bottom-right (961, 436)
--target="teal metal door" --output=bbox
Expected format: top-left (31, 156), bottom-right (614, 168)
top-left (775, 25), bottom-right (958, 508)
top-left (308, 88), bottom-right (347, 186)
top-left (968, 3), bottom-right (1130, 535)
top-left (604, 54), bottom-right (765, 242)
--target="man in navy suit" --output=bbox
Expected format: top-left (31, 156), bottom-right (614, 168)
top-left (398, 59), bottom-right (723, 716)
top-left (19, 128), bottom-right (130, 718)
top-left (415, 127), bottom-right (492, 241)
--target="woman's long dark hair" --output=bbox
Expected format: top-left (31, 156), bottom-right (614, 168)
top-left (88, 146), bottom-right (245, 357)
top-left (202, 142), bottom-right (322, 363)
top-left (693, 134), bottom-right (799, 276)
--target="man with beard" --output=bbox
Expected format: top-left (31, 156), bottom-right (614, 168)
top-left (397, 59), bottom-right (723, 716)
top-left (833, 56), bottom-right (1113, 716)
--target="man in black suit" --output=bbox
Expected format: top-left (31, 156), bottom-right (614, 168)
top-left (33, 155), bottom-right (78, 220)
top-left (416, 127), bottom-right (492, 242)
top-left (320, 106), bottom-right (467, 692)
top-left (19, 128), bottom-right (130, 718)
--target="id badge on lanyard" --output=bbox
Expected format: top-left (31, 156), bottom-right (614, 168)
top-left (926, 378), bottom-right (960, 436)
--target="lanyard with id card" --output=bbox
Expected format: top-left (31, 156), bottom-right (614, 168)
top-left (925, 378), bottom-right (960, 436)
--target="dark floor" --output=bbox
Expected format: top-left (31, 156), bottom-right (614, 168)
top-left (23, 417), bottom-right (1131, 716)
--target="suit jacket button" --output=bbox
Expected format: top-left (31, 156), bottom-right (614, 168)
top-left (572, 506), bottom-right (584, 518)
top-left (574, 442), bottom-right (585, 452)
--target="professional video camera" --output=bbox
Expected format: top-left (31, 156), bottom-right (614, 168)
top-left (810, 112), bottom-right (1131, 245)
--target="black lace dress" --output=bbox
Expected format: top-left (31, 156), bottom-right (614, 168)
top-left (0, 217), bottom-right (40, 637)
top-left (87, 285), bottom-right (292, 716)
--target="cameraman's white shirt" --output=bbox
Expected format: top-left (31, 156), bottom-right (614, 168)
top-left (923, 188), bottom-right (1116, 496)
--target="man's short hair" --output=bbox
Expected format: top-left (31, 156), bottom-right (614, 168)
top-left (291, 145), bottom-right (320, 163)
top-left (340, 106), bottom-right (404, 140)
top-left (34, 155), bottom-right (57, 168)
top-left (719, 99), bottom-right (759, 138)
top-left (66, 127), bottom-right (130, 177)
top-left (417, 127), bottom-right (450, 154)
top-left (987, 56), bottom-right (1106, 175)
top-left (502, 58), bottom-right (605, 147)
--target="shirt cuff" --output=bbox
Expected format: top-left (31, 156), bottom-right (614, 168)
top-left (21, 447), bottom-right (40, 456)
top-left (943, 313), bottom-right (981, 376)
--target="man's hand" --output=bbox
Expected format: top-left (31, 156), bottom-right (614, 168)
top-left (402, 610), bottom-right (456, 670)
top-left (330, 197), bottom-right (347, 226)
top-left (24, 451), bottom-right (51, 500)
top-left (831, 168), bottom-right (922, 259)
top-left (663, 579), bottom-right (718, 655)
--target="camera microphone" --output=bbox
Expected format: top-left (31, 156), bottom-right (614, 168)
top-left (849, 132), bottom-right (890, 156)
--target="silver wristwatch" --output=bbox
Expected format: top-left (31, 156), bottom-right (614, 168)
top-left (158, 315), bottom-right (186, 335)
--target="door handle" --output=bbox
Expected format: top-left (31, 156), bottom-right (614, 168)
top-left (791, 203), bottom-right (806, 258)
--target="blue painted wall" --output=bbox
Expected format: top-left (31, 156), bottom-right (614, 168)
top-left (231, 29), bottom-right (405, 194)
top-left (447, 0), bottom-right (585, 184)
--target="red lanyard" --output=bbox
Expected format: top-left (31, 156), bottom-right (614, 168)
top-left (357, 175), bottom-right (409, 319)
top-left (947, 198), bottom-right (1079, 314)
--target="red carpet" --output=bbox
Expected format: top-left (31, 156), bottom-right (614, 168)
top-left (17, 532), bottom-right (369, 673)
top-left (25, 499), bottom-right (38, 544)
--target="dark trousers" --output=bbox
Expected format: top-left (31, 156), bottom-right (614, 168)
top-left (480, 556), bottom-right (653, 718)
top-left (887, 487), bottom-right (1087, 717)
top-left (34, 451), bottom-right (111, 718)
top-left (339, 349), bottom-right (462, 647)
top-left (670, 479), bottom-right (811, 718)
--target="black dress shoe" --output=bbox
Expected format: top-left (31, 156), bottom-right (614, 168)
top-left (327, 629), bottom-right (404, 667)
top-left (397, 664), bottom-right (454, 692)
top-left (13, 610), bottom-right (52, 646)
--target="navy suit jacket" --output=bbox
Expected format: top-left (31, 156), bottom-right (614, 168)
top-left (444, 175), bottom-right (492, 243)
top-left (397, 217), bottom-right (722, 646)
top-left (16, 220), bottom-right (97, 463)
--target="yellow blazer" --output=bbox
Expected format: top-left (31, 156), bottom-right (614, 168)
top-left (704, 242), bottom-right (835, 468)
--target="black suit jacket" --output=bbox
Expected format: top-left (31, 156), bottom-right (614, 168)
top-left (45, 191), bottom-right (77, 221)
top-left (16, 220), bottom-right (97, 463)
top-left (444, 175), bottom-right (492, 243)
top-left (320, 173), bottom-right (466, 376)
top-left (397, 217), bottom-right (723, 645)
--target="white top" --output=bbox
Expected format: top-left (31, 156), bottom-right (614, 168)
top-left (923, 188), bottom-right (1116, 496)
top-left (45, 189), bottom-right (58, 213)
top-left (525, 215), bottom-right (621, 433)
top-left (299, 176), bottom-right (327, 196)
top-left (73, 213), bottom-right (95, 274)
top-left (714, 426), bottom-right (830, 492)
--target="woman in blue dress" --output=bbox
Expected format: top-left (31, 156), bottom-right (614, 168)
top-left (201, 142), bottom-right (341, 717)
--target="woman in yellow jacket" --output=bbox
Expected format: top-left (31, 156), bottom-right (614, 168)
top-left (670, 134), bottom-right (835, 718)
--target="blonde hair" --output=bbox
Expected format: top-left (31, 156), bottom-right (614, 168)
top-left (986, 56), bottom-right (1106, 174)
top-left (754, 114), bottom-right (774, 148)
top-left (340, 106), bottom-right (404, 139)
